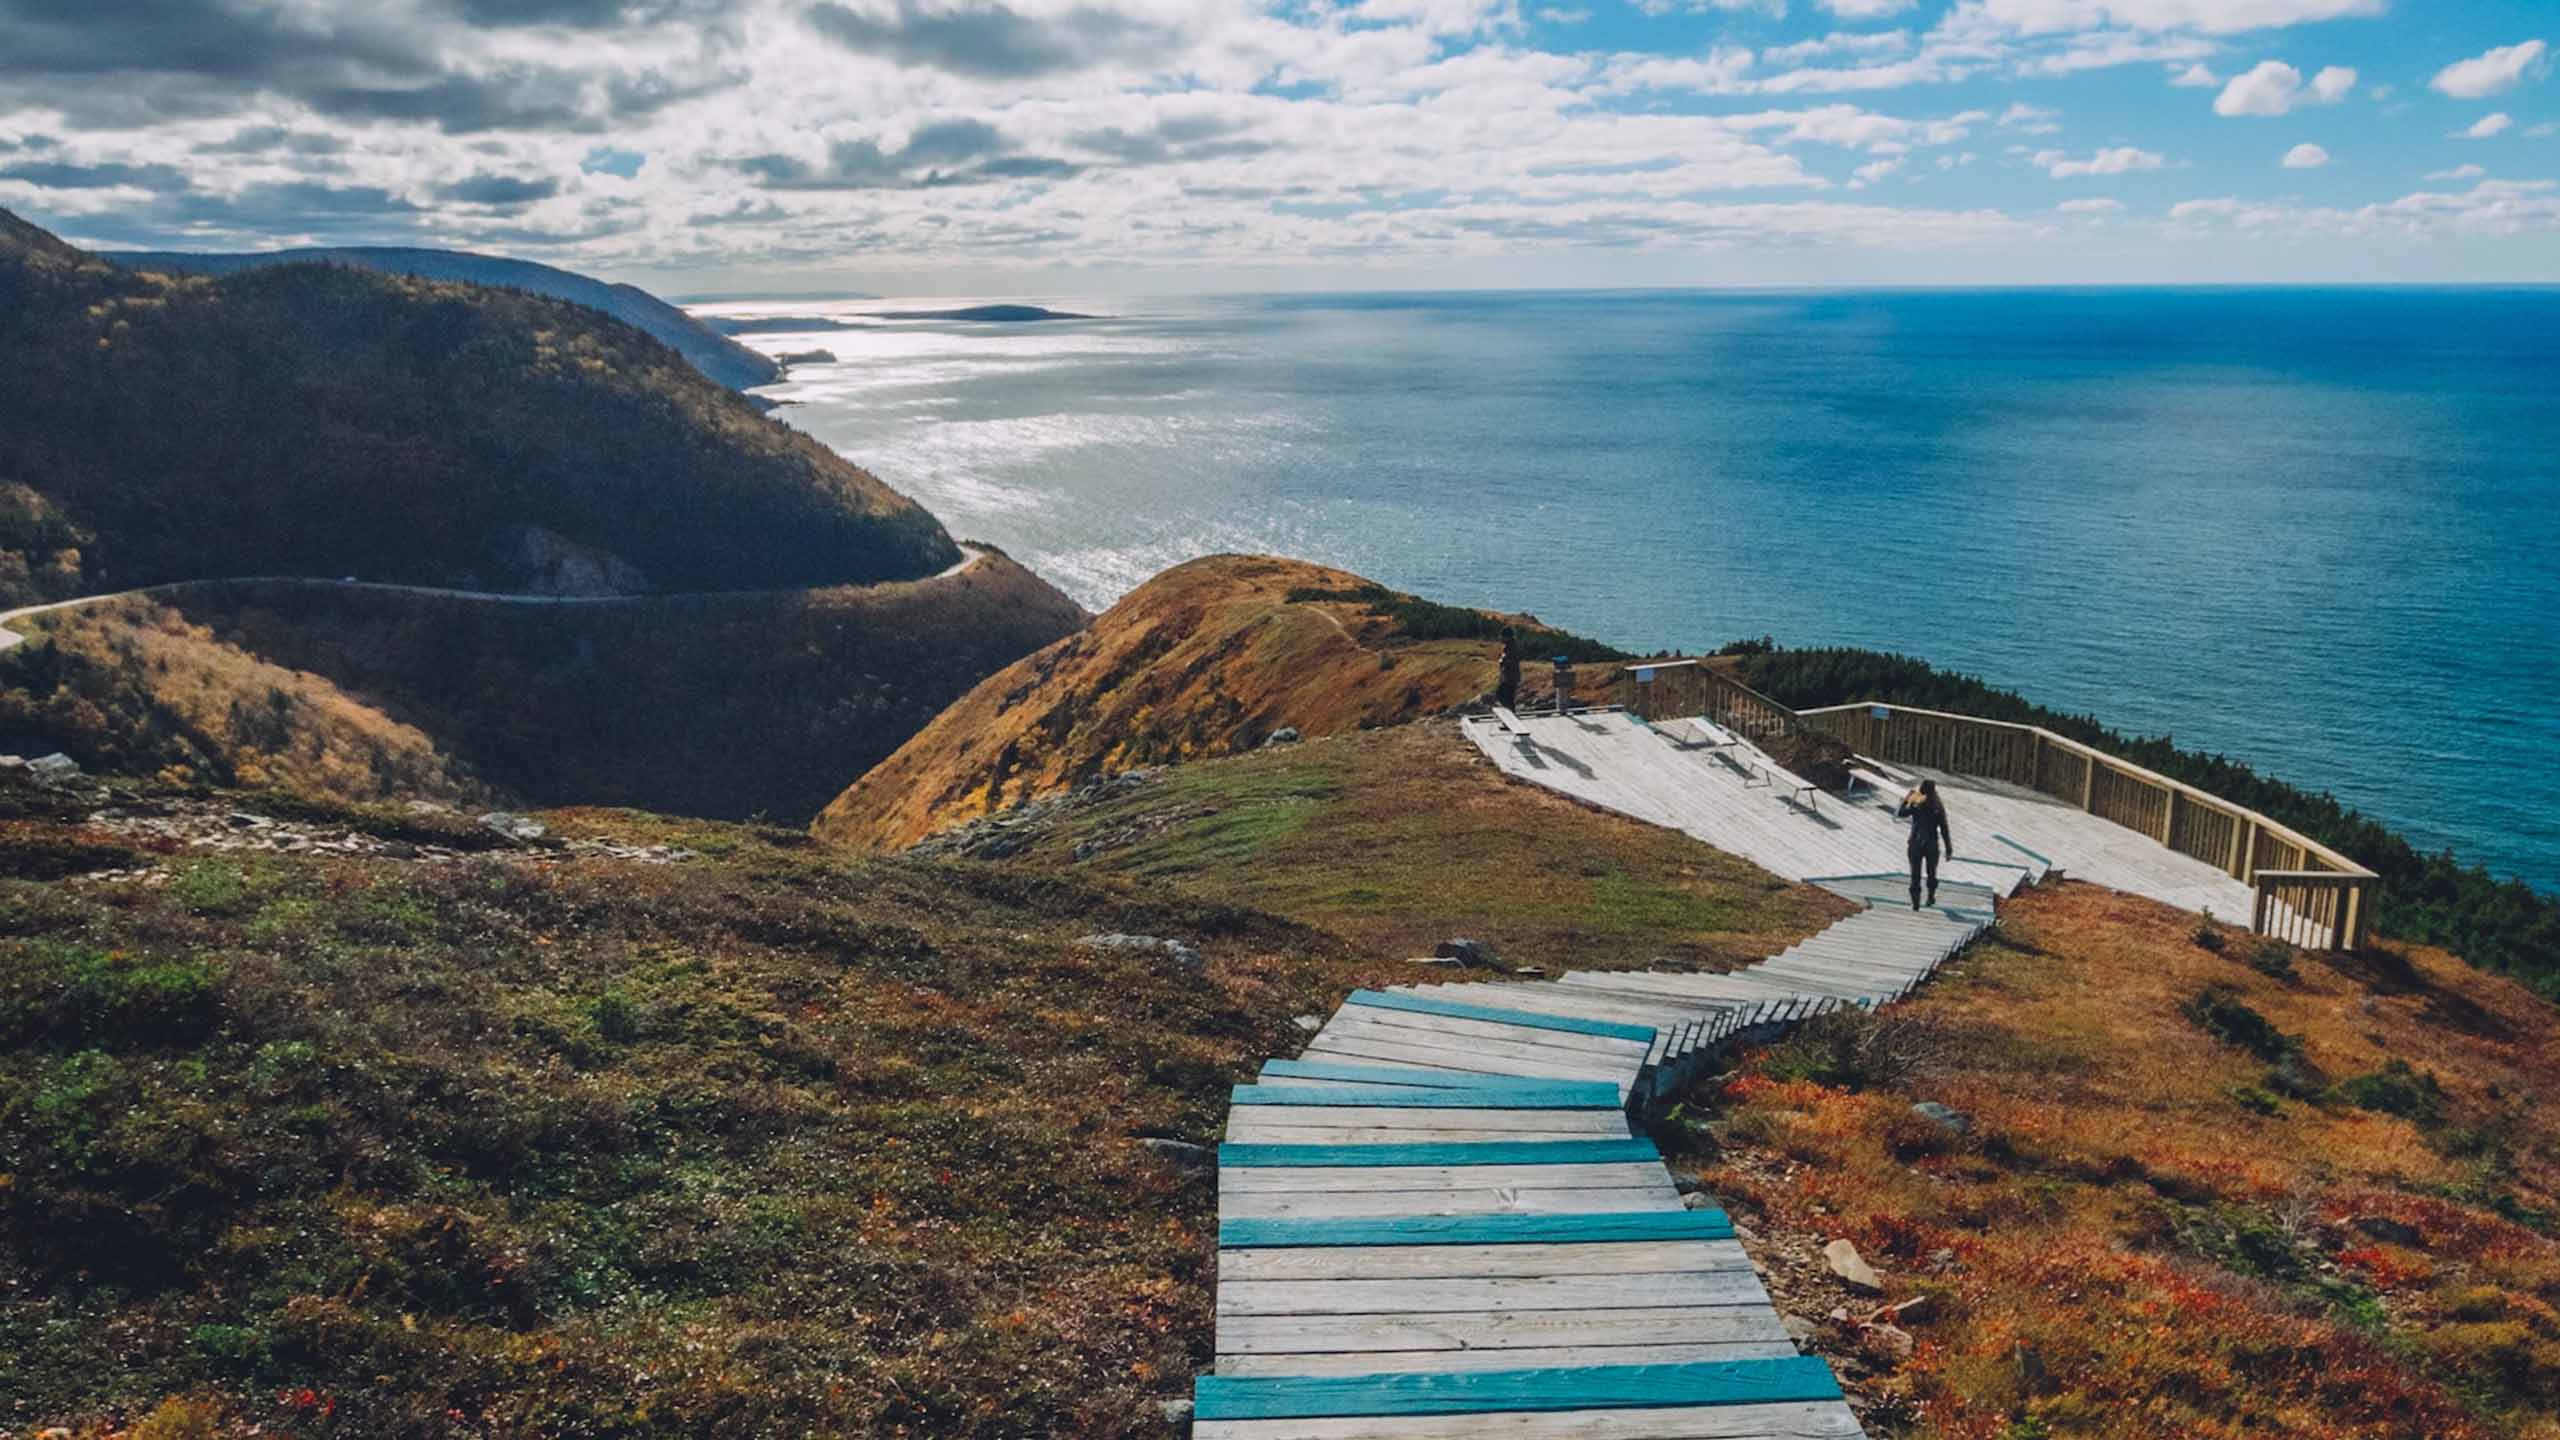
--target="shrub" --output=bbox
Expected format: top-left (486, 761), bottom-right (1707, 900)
top-left (2337, 1059), bottom-right (2445, 1122)
top-left (2245, 937), bottom-right (2299, 982)
top-left (1757, 1008), bottom-right (1954, 1091)
top-left (2192, 913), bottom-right (2227, 953)
top-left (2181, 984), bottom-right (2300, 1062)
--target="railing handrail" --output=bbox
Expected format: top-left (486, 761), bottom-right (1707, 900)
top-left (1795, 701), bottom-right (2376, 881)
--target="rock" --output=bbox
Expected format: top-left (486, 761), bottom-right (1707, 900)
top-left (1781, 1314), bottom-right (1820, 1343)
top-left (1881, 1294), bottom-right (1934, 1325)
top-left (1262, 727), bottom-right (1301, 747)
top-left (1292, 1014), bottom-right (1323, 1032)
top-left (2355, 1215), bottom-right (2422, 1246)
top-left (1862, 1322), bottom-right (1915, 1363)
top-left (1434, 937), bottom-right (1497, 967)
top-left (405, 800), bottom-right (453, 814)
top-left (1682, 1192), bottom-right (1717, 1211)
top-left (1824, 1238), bottom-right (1884, 1293)
top-left (1158, 1397), bottom-right (1195, 1431)
top-left (1910, 1101), bottom-right (1972, 1135)
top-left (1927, 1247), bottom-right (1958, 1270)
top-left (27, 752), bottom-right (82, 786)
top-left (775, 348), bottom-right (838, 365)
top-left (1139, 1138), bottom-right (1213, 1169)
top-left (479, 811), bottom-right (548, 843)
top-left (225, 812), bottom-right (269, 829)
top-left (1077, 933), bottom-right (1204, 973)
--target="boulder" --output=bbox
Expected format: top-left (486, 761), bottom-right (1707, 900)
top-left (1262, 727), bottom-right (1301, 747)
top-left (27, 752), bottom-right (82, 787)
top-left (1682, 1192), bottom-right (1717, 1211)
top-left (1911, 1101), bottom-right (1972, 1135)
top-left (1824, 1238), bottom-right (1884, 1293)
top-left (1434, 937), bottom-right (1498, 967)
top-left (1077, 933), bottom-right (1205, 973)
top-left (1138, 1138), bottom-right (1213, 1169)
top-left (478, 811), bottom-right (548, 843)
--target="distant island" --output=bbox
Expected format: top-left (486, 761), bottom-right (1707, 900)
top-left (702, 315), bottom-right (870, 335)
top-left (870, 304), bottom-right (1093, 323)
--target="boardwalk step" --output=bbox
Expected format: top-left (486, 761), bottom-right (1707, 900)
top-left (1219, 1209), bottom-right (1732, 1248)
top-left (1233, 1082), bottom-right (1624, 1109)
top-left (1192, 1356), bottom-right (1844, 1420)
top-left (1222, 1139), bottom-right (1660, 1168)
top-left (1258, 1059), bottom-right (1567, 1090)
top-left (1346, 989), bottom-right (1658, 1044)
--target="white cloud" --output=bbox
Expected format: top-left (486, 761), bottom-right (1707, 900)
top-left (2460, 112), bottom-right (2515, 139)
top-left (1822, 0), bottom-right (1916, 16)
top-left (1536, 6), bottom-right (1593, 20)
top-left (1997, 101), bottom-right (2061, 132)
top-left (2281, 142), bottom-right (2328, 167)
top-left (2034, 145), bottom-right (2167, 177)
top-left (2169, 178), bottom-right (2560, 238)
top-left (2169, 63), bottom-right (2219, 87)
top-left (2057, 196), bottom-right (2122, 211)
top-left (1961, 0), bottom-right (2382, 39)
top-left (2425, 163), bottom-right (2486, 181)
top-left (2530, 122), bottom-right (2560, 138)
top-left (2429, 40), bottom-right (2549, 100)
top-left (1763, 30), bottom-right (1915, 66)
top-left (1849, 157), bottom-right (1905, 187)
top-left (2212, 60), bottom-right (2356, 117)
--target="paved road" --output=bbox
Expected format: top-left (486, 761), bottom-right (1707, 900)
top-left (0, 544), bottom-right (986, 654)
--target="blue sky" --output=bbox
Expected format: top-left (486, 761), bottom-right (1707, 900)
top-left (0, 1), bottom-right (2553, 292)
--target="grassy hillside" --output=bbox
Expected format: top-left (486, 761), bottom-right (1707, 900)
top-left (0, 207), bottom-right (955, 606)
top-left (1671, 882), bottom-right (2560, 1440)
top-left (812, 554), bottom-right (1619, 849)
top-left (1732, 646), bottom-right (2560, 997)
top-left (0, 730), bottom-right (1850, 1437)
top-left (107, 246), bottom-right (783, 393)
top-left (0, 552), bottom-right (1086, 822)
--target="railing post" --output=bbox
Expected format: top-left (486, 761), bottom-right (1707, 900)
top-left (2252, 880), bottom-right (2271, 936)
top-left (2081, 754), bottom-right (2097, 812)
top-left (2163, 787), bottom-right (2181, 849)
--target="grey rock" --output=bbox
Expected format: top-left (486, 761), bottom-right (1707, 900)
top-left (27, 752), bottom-right (83, 786)
top-left (1681, 1192), bottom-right (1717, 1211)
top-left (1782, 1314), bottom-right (1820, 1343)
top-left (1292, 1014), bottom-right (1323, 1032)
top-left (1262, 727), bottom-right (1301, 747)
top-left (1434, 937), bottom-right (1497, 967)
top-left (1158, 1397), bottom-right (1194, 1430)
top-left (478, 811), bottom-right (548, 842)
top-left (225, 812), bottom-right (269, 829)
top-left (1077, 933), bottom-right (1204, 973)
top-left (1138, 1138), bottom-right (1213, 1169)
top-left (1910, 1101), bottom-right (1972, 1135)
top-left (1823, 1238), bottom-right (1884, 1293)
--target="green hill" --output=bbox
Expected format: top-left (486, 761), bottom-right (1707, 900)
top-left (0, 208), bottom-right (956, 607)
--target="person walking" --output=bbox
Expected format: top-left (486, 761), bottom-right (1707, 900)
top-left (1898, 780), bottom-right (1953, 910)
top-left (1496, 625), bottom-right (1521, 709)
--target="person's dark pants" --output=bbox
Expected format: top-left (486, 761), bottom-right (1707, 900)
top-left (1908, 848), bottom-right (1939, 909)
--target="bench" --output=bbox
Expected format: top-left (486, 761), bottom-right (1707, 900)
top-left (1491, 704), bottom-right (1532, 738)
top-left (1740, 759), bottom-right (1822, 811)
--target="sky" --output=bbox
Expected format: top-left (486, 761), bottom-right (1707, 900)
top-left (0, 0), bottom-right (2554, 294)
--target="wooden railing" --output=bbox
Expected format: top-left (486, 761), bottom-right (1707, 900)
top-left (1616, 660), bottom-right (1803, 740)
top-left (1613, 663), bottom-right (2375, 951)
top-left (1792, 702), bottom-right (2373, 950)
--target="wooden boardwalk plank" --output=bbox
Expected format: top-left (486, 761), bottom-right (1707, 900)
top-left (1349, 989), bottom-right (1659, 1044)
top-left (1219, 1211), bottom-right (1730, 1249)
top-left (1222, 1139), bottom-right (1659, 1169)
top-left (1233, 1083), bottom-right (1624, 1109)
top-left (1221, 1161), bottom-right (1669, 1194)
top-left (1216, 1272), bottom-right (1770, 1317)
top-left (1213, 1340), bottom-right (1800, 1377)
top-left (1219, 1185), bottom-right (1681, 1221)
top-left (1216, 1305), bottom-right (1792, 1355)
top-left (1218, 1238), bottom-right (1748, 1281)
top-left (1260, 1059), bottom-right (1577, 1091)
top-left (1192, 1356), bottom-right (1843, 1419)
top-left (1196, 1398), bottom-right (1865, 1438)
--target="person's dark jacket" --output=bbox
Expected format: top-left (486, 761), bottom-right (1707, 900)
top-left (1899, 793), bottom-right (1952, 856)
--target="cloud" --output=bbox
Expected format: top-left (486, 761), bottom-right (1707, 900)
top-left (2057, 195), bottom-right (2121, 211)
top-left (2459, 112), bottom-right (2514, 139)
top-left (2531, 122), bottom-right (2559, 138)
top-left (2429, 40), bottom-right (2548, 100)
top-left (1960, 0), bottom-right (2382, 39)
top-left (1821, 0), bottom-right (1914, 16)
top-left (435, 173), bottom-right (564, 206)
top-left (0, 158), bottom-right (191, 191)
top-left (2425, 163), bottom-right (2486, 181)
top-left (2281, 142), bottom-right (2328, 168)
top-left (1534, 5), bottom-right (1591, 19)
top-left (1849, 157), bottom-right (1904, 187)
top-left (1997, 101), bottom-right (2060, 132)
top-left (2034, 145), bottom-right (2166, 177)
top-left (1763, 31), bottom-right (1914, 66)
top-left (2212, 60), bottom-right (2355, 117)
top-left (805, 1), bottom-right (1186, 79)
top-left (2168, 62), bottom-right (2217, 87)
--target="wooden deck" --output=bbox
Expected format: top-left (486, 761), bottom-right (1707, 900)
top-left (1195, 872), bottom-right (2009, 1438)
top-left (1462, 709), bottom-right (2261, 924)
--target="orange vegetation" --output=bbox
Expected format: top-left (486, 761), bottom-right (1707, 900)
top-left (1686, 882), bottom-right (2560, 1440)
top-left (814, 554), bottom-right (1555, 848)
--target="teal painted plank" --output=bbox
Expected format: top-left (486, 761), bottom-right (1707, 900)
top-left (1258, 1060), bottom-right (1537, 1090)
top-left (1219, 1209), bottom-right (1731, 1249)
top-left (1220, 1138), bottom-right (1660, 1169)
top-left (1347, 988), bottom-right (1657, 1044)
top-left (1192, 1357), bottom-right (1843, 1420)
top-left (1994, 832), bottom-right (2055, 867)
top-left (1231, 1082), bottom-right (1622, 1110)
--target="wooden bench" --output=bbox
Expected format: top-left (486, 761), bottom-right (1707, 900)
top-left (1743, 761), bottom-right (1822, 811)
top-left (1491, 705), bottom-right (1532, 739)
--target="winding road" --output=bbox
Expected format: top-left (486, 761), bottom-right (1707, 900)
top-left (0, 544), bottom-right (988, 654)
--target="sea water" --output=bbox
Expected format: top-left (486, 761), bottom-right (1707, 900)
top-left (709, 288), bottom-right (2560, 889)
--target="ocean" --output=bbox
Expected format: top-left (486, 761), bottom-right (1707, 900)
top-left (702, 288), bottom-right (2560, 890)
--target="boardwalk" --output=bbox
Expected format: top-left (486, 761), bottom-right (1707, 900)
top-left (1195, 874), bottom-right (2005, 1438)
top-left (1463, 708), bottom-right (2258, 923)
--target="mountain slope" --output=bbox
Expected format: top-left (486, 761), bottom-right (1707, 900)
top-left (108, 245), bottom-right (782, 392)
top-left (812, 554), bottom-right (1619, 849)
top-left (1, 551), bottom-right (1087, 821)
top-left (0, 207), bottom-right (955, 605)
